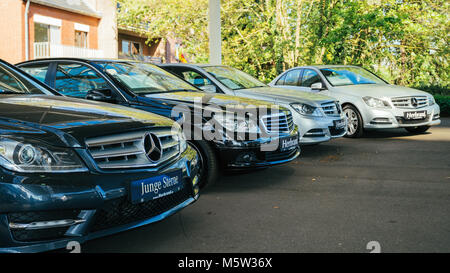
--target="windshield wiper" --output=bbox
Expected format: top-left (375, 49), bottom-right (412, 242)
top-left (139, 89), bottom-right (199, 95)
top-left (234, 85), bottom-right (266, 90)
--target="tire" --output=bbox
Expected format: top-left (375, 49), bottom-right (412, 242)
top-left (343, 104), bottom-right (364, 138)
top-left (188, 140), bottom-right (219, 189)
top-left (405, 126), bottom-right (430, 134)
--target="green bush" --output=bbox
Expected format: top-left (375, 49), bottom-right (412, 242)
top-left (434, 95), bottom-right (450, 117)
top-left (413, 85), bottom-right (449, 96)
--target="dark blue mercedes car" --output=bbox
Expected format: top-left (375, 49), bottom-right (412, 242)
top-left (0, 59), bottom-right (200, 252)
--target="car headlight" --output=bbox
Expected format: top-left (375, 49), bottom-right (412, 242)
top-left (290, 103), bottom-right (323, 117)
top-left (213, 114), bottom-right (261, 134)
top-left (363, 96), bottom-right (391, 108)
top-left (428, 96), bottom-right (435, 106)
top-left (0, 137), bottom-right (87, 173)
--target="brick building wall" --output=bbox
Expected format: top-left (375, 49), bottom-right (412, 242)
top-left (28, 3), bottom-right (100, 58)
top-left (0, 0), bottom-right (25, 64)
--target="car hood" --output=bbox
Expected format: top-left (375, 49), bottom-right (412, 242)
top-left (334, 84), bottom-right (431, 98)
top-left (142, 91), bottom-right (286, 112)
top-left (0, 95), bottom-right (174, 148)
top-left (233, 86), bottom-right (335, 106)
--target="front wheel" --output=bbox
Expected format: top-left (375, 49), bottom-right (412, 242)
top-left (188, 140), bottom-right (219, 189)
top-left (343, 105), bottom-right (364, 138)
top-left (405, 126), bottom-right (430, 134)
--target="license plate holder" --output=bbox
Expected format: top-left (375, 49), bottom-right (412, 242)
top-left (130, 170), bottom-right (183, 204)
top-left (334, 119), bottom-right (346, 129)
top-left (280, 135), bottom-right (299, 152)
top-left (404, 111), bottom-right (427, 120)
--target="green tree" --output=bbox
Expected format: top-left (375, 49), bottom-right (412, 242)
top-left (118, 0), bottom-right (449, 92)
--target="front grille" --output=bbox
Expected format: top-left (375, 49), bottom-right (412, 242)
top-left (321, 101), bottom-right (341, 116)
top-left (261, 111), bottom-right (294, 134)
top-left (90, 186), bottom-right (192, 232)
top-left (396, 115), bottom-right (430, 125)
top-left (86, 127), bottom-right (180, 169)
top-left (391, 96), bottom-right (428, 109)
top-left (8, 209), bottom-right (80, 242)
top-left (264, 147), bottom-right (298, 162)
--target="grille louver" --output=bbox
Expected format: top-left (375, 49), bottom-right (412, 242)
top-left (261, 111), bottom-right (294, 134)
top-left (321, 101), bottom-right (341, 116)
top-left (85, 128), bottom-right (180, 169)
top-left (391, 96), bottom-right (427, 109)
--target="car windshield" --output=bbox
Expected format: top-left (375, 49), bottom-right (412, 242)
top-left (202, 66), bottom-right (266, 90)
top-left (0, 62), bottom-right (53, 95)
top-left (320, 67), bottom-right (387, 86)
top-left (96, 61), bottom-right (199, 95)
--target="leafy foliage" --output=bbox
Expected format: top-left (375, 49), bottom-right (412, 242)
top-left (118, 0), bottom-right (449, 91)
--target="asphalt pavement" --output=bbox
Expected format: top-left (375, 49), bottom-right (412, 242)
top-left (83, 118), bottom-right (450, 253)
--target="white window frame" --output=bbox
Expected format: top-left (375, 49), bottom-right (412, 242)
top-left (34, 14), bottom-right (62, 27)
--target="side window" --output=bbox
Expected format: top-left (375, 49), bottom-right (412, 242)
top-left (283, 69), bottom-right (301, 86)
top-left (181, 70), bottom-right (212, 87)
top-left (0, 69), bottom-right (28, 92)
top-left (54, 63), bottom-right (109, 98)
top-left (19, 63), bottom-right (50, 83)
top-left (275, 74), bottom-right (286, 85)
top-left (301, 69), bottom-right (321, 87)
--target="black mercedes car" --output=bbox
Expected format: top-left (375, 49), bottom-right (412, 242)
top-left (0, 59), bottom-right (199, 252)
top-left (17, 58), bottom-right (301, 188)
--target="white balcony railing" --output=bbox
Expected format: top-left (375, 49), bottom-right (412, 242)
top-left (34, 42), bottom-right (104, 59)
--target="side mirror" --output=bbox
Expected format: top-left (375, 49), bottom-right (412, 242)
top-left (311, 82), bottom-right (325, 91)
top-left (85, 89), bottom-right (115, 102)
top-left (200, 84), bottom-right (217, 93)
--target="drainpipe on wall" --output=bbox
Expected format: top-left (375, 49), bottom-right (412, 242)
top-left (25, 0), bottom-right (31, 61)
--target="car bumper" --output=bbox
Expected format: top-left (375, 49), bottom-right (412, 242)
top-left (214, 129), bottom-right (301, 169)
top-left (295, 114), bottom-right (347, 144)
top-left (362, 104), bottom-right (441, 129)
top-left (0, 146), bottom-right (200, 253)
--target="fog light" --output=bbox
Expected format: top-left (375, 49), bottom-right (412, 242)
top-left (194, 186), bottom-right (199, 196)
top-left (192, 175), bottom-right (199, 186)
top-left (236, 152), bottom-right (257, 163)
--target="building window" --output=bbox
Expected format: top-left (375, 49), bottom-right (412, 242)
top-left (122, 40), bottom-right (142, 55)
top-left (34, 23), bottom-right (60, 44)
top-left (34, 23), bottom-right (49, 43)
top-left (75, 30), bottom-right (88, 48)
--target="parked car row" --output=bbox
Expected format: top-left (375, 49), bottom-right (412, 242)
top-left (0, 57), bottom-right (441, 252)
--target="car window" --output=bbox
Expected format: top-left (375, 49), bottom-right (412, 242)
top-left (275, 74), bottom-right (286, 85)
top-left (96, 62), bottom-right (198, 95)
top-left (181, 70), bottom-right (212, 87)
top-left (19, 63), bottom-right (50, 83)
top-left (301, 69), bottom-right (321, 87)
top-left (55, 63), bottom-right (110, 98)
top-left (283, 69), bottom-right (301, 86)
top-left (0, 62), bottom-right (54, 95)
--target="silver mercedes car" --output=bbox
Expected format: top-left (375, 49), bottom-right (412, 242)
top-left (161, 64), bottom-right (347, 145)
top-left (270, 65), bottom-right (441, 137)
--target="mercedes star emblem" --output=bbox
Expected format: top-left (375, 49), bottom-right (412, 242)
top-left (143, 133), bottom-right (162, 162)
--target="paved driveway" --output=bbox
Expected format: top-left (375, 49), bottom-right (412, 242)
top-left (83, 118), bottom-right (450, 253)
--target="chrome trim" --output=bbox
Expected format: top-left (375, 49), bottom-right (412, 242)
top-left (9, 219), bottom-right (86, 230)
top-left (85, 128), bottom-right (180, 169)
top-left (391, 96), bottom-right (428, 109)
top-left (321, 101), bottom-right (341, 116)
top-left (260, 111), bottom-right (294, 135)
